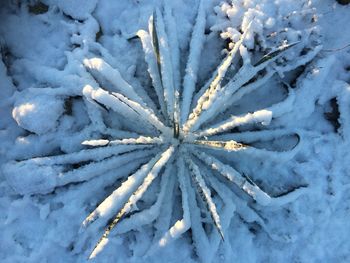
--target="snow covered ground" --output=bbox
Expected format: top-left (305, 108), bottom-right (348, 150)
top-left (0, 0), bottom-right (350, 262)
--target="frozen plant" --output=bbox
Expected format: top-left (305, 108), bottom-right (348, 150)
top-left (3, 0), bottom-right (322, 262)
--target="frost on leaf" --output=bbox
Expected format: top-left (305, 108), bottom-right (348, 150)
top-left (3, 0), bottom-right (321, 262)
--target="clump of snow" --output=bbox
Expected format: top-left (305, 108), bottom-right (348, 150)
top-left (213, 0), bottom-right (320, 61)
top-left (12, 90), bottom-right (65, 135)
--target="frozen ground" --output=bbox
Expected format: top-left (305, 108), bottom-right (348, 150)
top-left (0, 0), bottom-right (350, 262)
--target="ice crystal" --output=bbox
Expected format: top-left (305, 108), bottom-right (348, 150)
top-left (3, 0), bottom-right (322, 262)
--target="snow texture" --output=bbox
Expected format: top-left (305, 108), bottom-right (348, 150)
top-left (1, 0), bottom-right (350, 262)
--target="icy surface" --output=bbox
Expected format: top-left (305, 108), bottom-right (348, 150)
top-left (1, 0), bottom-right (350, 263)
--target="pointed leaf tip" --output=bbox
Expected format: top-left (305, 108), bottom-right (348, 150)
top-left (254, 41), bottom-right (300, 67)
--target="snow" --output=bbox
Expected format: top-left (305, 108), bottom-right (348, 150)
top-left (181, 0), bottom-right (207, 124)
top-left (46, 0), bottom-right (98, 20)
top-left (12, 91), bottom-right (65, 135)
top-left (1, 0), bottom-right (350, 263)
